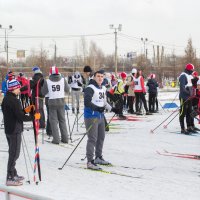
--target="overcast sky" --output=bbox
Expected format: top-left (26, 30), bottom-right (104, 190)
top-left (0, 0), bottom-right (200, 61)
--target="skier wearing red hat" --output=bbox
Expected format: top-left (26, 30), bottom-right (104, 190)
top-left (134, 70), bottom-right (152, 115)
top-left (179, 63), bottom-right (197, 134)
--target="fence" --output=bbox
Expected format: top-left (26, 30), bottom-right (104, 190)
top-left (0, 185), bottom-right (54, 200)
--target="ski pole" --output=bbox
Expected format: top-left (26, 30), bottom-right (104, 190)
top-left (59, 113), bottom-right (116, 170)
top-left (163, 111), bottom-right (179, 129)
top-left (150, 95), bottom-right (194, 133)
top-left (22, 134), bottom-right (34, 172)
top-left (70, 113), bottom-right (83, 141)
top-left (58, 118), bottom-right (98, 170)
top-left (21, 138), bottom-right (31, 184)
top-left (150, 108), bottom-right (179, 133)
top-left (157, 99), bottom-right (167, 113)
top-left (167, 92), bottom-right (179, 111)
top-left (80, 113), bottom-right (116, 161)
top-left (66, 110), bottom-right (71, 136)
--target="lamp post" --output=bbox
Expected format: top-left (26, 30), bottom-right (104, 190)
top-left (0, 25), bottom-right (13, 66)
top-left (109, 24), bottom-right (122, 76)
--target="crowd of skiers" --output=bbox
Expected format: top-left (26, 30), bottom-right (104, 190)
top-left (1, 62), bottom-right (200, 185)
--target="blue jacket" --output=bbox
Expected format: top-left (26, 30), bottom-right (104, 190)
top-left (1, 79), bottom-right (7, 95)
top-left (84, 79), bottom-right (105, 119)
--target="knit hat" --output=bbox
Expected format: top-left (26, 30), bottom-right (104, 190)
top-left (7, 79), bottom-right (21, 91)
top-left (150, 73), bottom-right (156, 79)
top-left (50, 66), bottom-right (59, 75)
top-left (192, 71), bottom-right (198, 77)
top-left (131, 68), bottom-right (137, 74)
top-left (111, 74), bottom-right (115, 80)
top-left (185, 63), bottom-right (194, 71)
top-left (121, 72), bottom-right (127, 79)
top-left (19, 72), bottom-right (24, 77)
top-left (32, 66), bottom-right (42, 74)
top-left (83, 65), bottom-right (92, 72)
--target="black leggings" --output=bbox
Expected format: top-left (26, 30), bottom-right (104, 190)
top-left (179, 98), bottom-right (192, 129)
top-left (6, 133), bottom-right (22, 179)
top-left (135, 92), bottom-right (148, 112)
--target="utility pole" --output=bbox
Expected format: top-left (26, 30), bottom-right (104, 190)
top-left (141, 37), bottom-right (148, 58)
top-left (109, 24), bottom-right (122, 76)
top-left (54, 43), bottom-right (57, 65)
top-left (153, 45), bottom-right (156, 66)
top-left (0, 25), bottom-right (13, 66)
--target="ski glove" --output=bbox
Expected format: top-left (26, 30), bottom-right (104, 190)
top-left (95, 106), bottom-right (105, 113)
top-left (24, 105), bottom-right (35, 113)
top-left (34, 113), bottom-right (41, 120)
top-left (111, 107), bottom-right (119, 114)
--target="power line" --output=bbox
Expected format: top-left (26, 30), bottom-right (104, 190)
top-left (0, 32), bottom-right (112, 39)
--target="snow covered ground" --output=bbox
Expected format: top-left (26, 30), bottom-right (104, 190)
top-left (0, 91), bottom-right (199, 200)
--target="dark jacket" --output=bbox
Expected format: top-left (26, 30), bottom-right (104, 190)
top-left (179, 70), bottom-right (193, 100)
top-left (1, 92), bottom-right (32, 135)
top-left (30, 73), bottom-right (44, 103)
top-left (146, 78), bottom-right (158, 94)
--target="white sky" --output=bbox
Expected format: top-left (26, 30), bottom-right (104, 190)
top-left (0, 0), bottom-right (200, 61)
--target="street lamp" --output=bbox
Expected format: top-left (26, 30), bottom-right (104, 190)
top-left (0, 25), bottom-right (13, 66)
top-left (109, 24), bottom-right (122, 76)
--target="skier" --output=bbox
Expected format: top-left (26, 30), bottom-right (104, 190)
top-left (83, 65), bottom-right (93, 88)
top-left (1, 79), bottom-right (32, 186)
top-left (190, 71), bottom-right (200, 131)
top-left (179, 63), bottom-right (196, 134)
top-left (126, 68), bottom-right (137, 114)
top-left (146, 73), bottom-right (159, 113)
top-left (134, 70), bottom-right (151, 115)
top-left (41, 66), bottom-right (70, 144)
top-left (17, 73), bottom-right (30, 109)
top-left (113, 72), bottom-right (127, 119)
top-left (30, 66), bottom-right (45, 129)
top-left (84, 70), bottom-right (118, 170)
top-left (68, 71), bottom-right (85, 114)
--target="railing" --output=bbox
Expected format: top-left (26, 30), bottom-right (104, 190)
top-left (0, 185), bottom-right (54, 200)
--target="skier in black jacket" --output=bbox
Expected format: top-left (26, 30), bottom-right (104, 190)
top-left (30, 66), bottom-right (45, 128)
top-left (146, 74), bottom-right (159, 113)
top-left (2, 79), bottom-right (32, 186)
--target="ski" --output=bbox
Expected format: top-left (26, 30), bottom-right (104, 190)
top-left (67, 164), bottom-right (143, 179)
top-left (109, 117), bottom-right (141, 122)
top-left (44, 139), bottom-right (75, 147)
top-left (163, 149), bottom-right (200, 158)
top-left (32, 79), bottom-right (42, 183)
top-left (76, 162), bottom-right (154, 171)
top-left (156, 150), bottom-right (200, 160)
top-left (168, 131), bottom-right (200, 136)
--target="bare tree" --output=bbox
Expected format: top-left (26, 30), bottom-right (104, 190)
top-left (184, 38), bottom-right (197, 65)
top-left (80, 36), bottom-right (88, 65)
